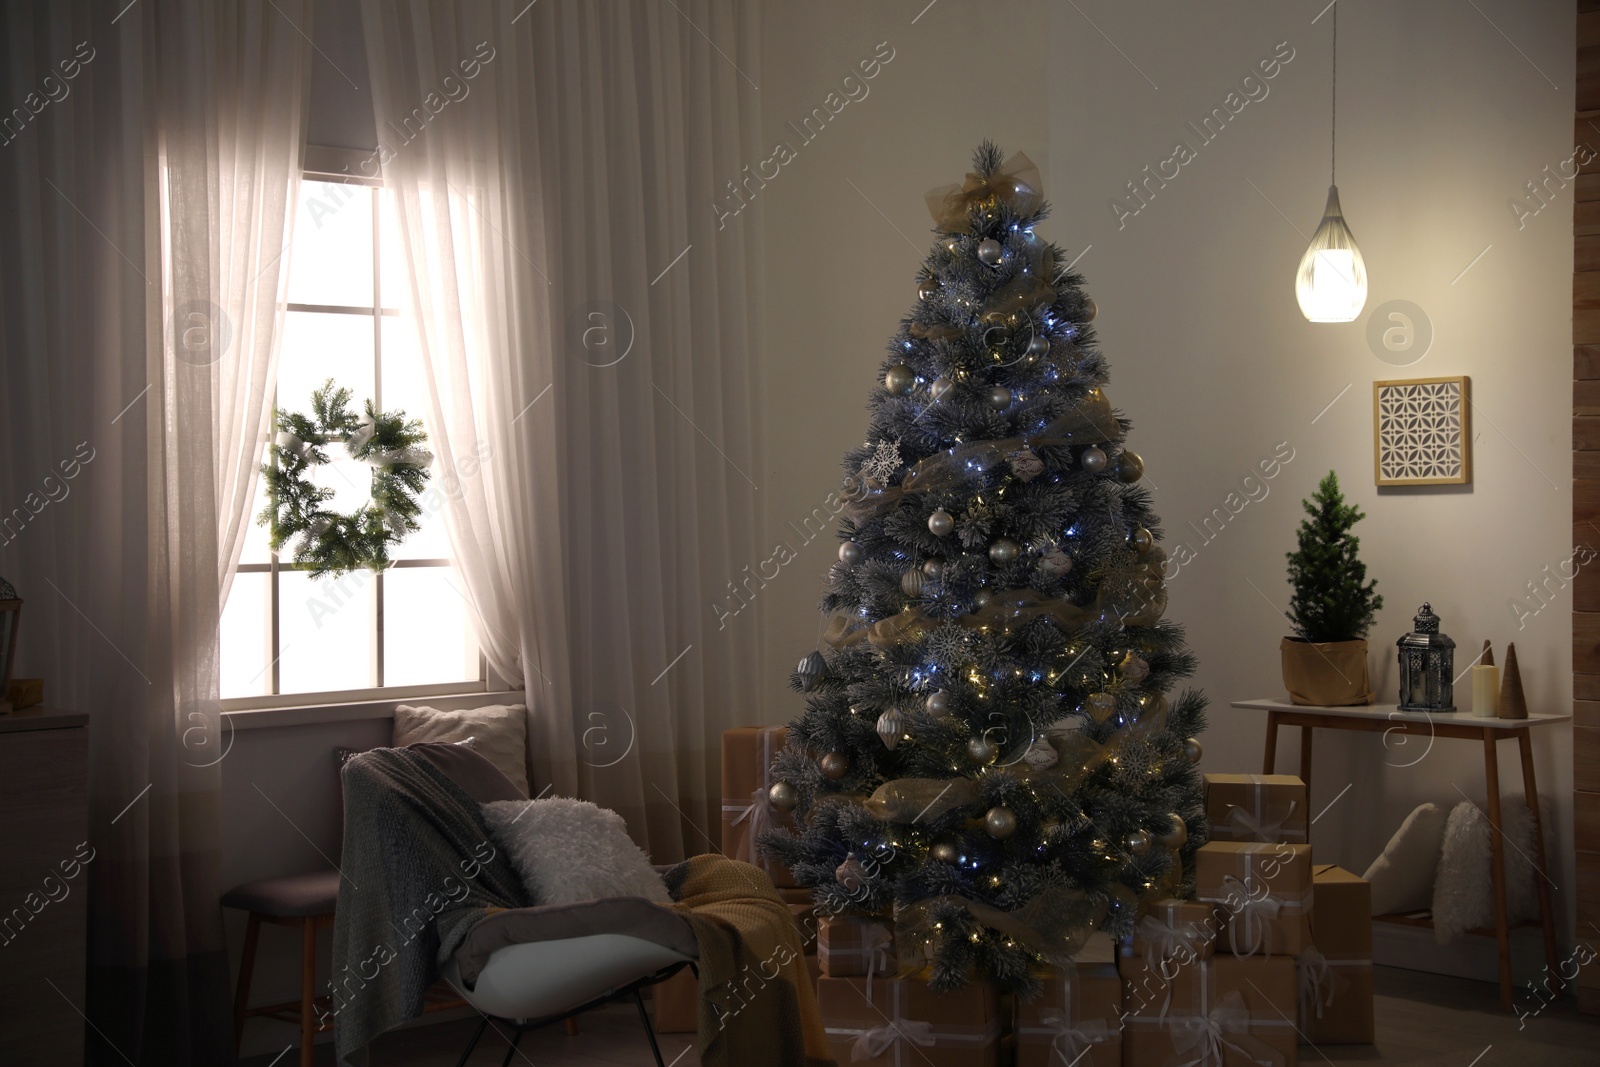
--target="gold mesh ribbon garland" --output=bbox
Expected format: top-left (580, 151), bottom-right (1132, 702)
top-left (924, 150), bottom-right (1045, 234)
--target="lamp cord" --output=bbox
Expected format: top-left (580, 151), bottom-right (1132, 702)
top-left (1331, 4), bottom-right (1338, 185)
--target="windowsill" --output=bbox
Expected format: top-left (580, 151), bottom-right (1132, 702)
top-left (223, 690), bottom-right (526, 731)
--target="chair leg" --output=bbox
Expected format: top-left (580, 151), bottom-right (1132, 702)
top-left (300, 917), bottom-right (318, 1067)
top-left (234, 913), bottom-right (261, 1053)
top-left (634, 988), bottom-right (668, 1067)
top-left (453, 1017), bottom-right (489, 1067)
top-left (498, 1027), bottom-right (524, 1067)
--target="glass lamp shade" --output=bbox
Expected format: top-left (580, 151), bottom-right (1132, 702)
top-left (1295, 185), bottom-right (1368, 323)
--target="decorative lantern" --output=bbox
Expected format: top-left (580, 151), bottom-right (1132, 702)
top-left (1396, 603), bottom-right (1454, 712)
top-left (0, 577), bottom-right (20, 714)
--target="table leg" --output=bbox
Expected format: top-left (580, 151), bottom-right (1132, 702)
top-left (1484, 732), bottom-right (1513, 1011)
top-left (1263, 712), bottom-right (1279, 774)
top-left (1299, 725), bottom-right (1314, 792)
top-left (1519, 729), bottom-right (1561, 994)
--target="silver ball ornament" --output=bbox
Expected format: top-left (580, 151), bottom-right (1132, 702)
top-left (1130, 526), bottom-right (1154, 553)
top-left (820, 752), bottom-right (849, 780)
top-left (930, 376), bottom-right (955, 402)
top-left (885, 364), bottom-right (916, 396)
top-left (928, 509), bottom-right (955, 537)
top-left (1026, 333), bottom-right (1050, 357)
top-left (900, 569), bottom-right (925, 597)
top-left (839, 541), bottom-right (864, 565)
top-left (1156, 813), bottom-right (1188, 850)
top-left (1184, 737), bottom-right (1203, 764)
top-left (917, 278), bottom-right (938, 300)
top-left (926, 689), bottom-right (950, 714)
top-left (1117, 450), bottom-right (1145, 483)
top-left (1081, 446), bottom-right (1108, 474)
top-left (966, 736), bottom-right (998, 765)
top-left (985, 806), bottom-right (1018, 839)
top-left (988, 538), bottom-right (1020, 565)
top-left (977, 239), bottom-right (1004, 266)
top-left (987, 386), bottom-right (1013, 410)
top-left (973, 589), bottom-right (992, 609)
top-left (769, 781), bottom-right (799, 812)
top-left (922, 558), bottom-right (945, 580)
top-left (1125, 828), bottom-right (1153, 857)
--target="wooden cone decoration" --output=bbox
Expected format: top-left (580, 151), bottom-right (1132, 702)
top-left (1498, 642), bottom-right (1528, 719)
top-left (1480, 639), bottom-right (1494, 668)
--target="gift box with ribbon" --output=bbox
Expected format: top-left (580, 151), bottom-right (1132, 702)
top-left (1195, 841), bottom-right (1313, 958)
top-left (817, 973), bottom-right (1002, 1067)
top-left (1205, 773), bottom-right (1308, 844)
top-left (819, 916), bottom-right (897, 983)
top-left (721, 726), bottom-right (798, 888)
top-left (1015, 962), bottom-right (1122, 1066)
top-left (1120, 897), bottom-right (1219, 969)
top-left (1122, 954), bottom-right (1299, 1067)
top-left (1300, 865), bottom-right (1373, 1044)
top-left (791, 902), bottom-right (818, 955)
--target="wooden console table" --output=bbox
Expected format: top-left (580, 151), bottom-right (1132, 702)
top-left (1231, 697), bottom-right (1567, 1012)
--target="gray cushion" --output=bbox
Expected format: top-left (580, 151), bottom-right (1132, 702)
top-left (221, 868), bottom-right (341, 917)
top-left (407, 741), bottom-right (526, 804)
top-left (453, 896), bottom-right (698, 986)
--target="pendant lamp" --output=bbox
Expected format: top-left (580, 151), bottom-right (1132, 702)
top-left (1297, 5), bottom-right (1367, 323)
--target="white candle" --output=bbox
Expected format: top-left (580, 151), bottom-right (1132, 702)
top-left (1472, 664), bottom-right (1500, 717)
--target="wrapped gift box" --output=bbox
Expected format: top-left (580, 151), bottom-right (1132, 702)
top-left (1195, 841), bottom-right (1313, 957)
top-left (1205, 773), bottom-right (1308, 844)
top-left (1015, 962), bottom-right (1122, 1067)
top-left (721, 726), bottom-right (798, 887)
top-left (1119, 897), bottom-right (1218, 969)
top-left (790, 902), bottom-right (818, 955)
top-left (819, 916), bottom-right (896, 979)
top-left (651, 967), bottom-right (698, 1034)
top-left (817, 973), bottom-right (1001, 1067)
top-left (1122, 955), bottom-right (1298, 1067)
top-left (1301, 864), bottom-right (1374, 1044)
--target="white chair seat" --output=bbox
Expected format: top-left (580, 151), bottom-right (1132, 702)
top-left (443, 933), bottom-right (694, 1022)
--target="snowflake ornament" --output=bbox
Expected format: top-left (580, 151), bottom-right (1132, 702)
top-left (923, 624), bottom-right (970, 670)
top-left (860, 439), bottom-right (904, 486)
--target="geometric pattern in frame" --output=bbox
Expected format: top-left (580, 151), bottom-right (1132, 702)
top-left (1373, 375), bottom-right (1472, 486)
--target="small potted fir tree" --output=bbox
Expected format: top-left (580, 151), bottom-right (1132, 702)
top-left (1281, 471), bottom-right (1382, 705)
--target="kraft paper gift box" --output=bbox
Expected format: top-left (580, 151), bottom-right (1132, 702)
top-left (818, 916), bottom-right (896, 980)
top-left (1195, 841), bottom-right (1313, 957)
top-left (817, 973), bottom-right (1002, 1067)
top-left (1205, 773), bottom-right (1308, 844)
top-left (1300, 865), bottom-right (1374, 1044)
top-left (1119, 897), bottom-right (1218, 970)
top-left (721, 726), bottom-right (798, 887)
top-left (790, 902), bottom-right (818, 955)
top-left (1015, 962), bottom-right (1122, 1067)
top-left (1122, 955), bottom-right (1299, 1067)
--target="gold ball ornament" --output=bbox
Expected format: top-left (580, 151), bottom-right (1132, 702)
top-left (930, 376), bottom-right (955, 402)
top-left (1125, 828), bottom-right (1153, 857)
top-left (966, 736), bottom-right (998, 765)
top-left (820, 752), bottom-right (849, 780)
top-left (1156, 813), bottom-right (1188, 850)
top-left (985, 806), bottom-right (1018, 839)
top-left (928, 509), bottom-right (955, 537)
top-left (1080, 446), bottom-right (1108, 474)
top-left (876, 709), bottom-right (905, 751)
top-left (1184, 737), bottom-right (1203, 764)
top-left (917, 278), bottom-right (938, 300)
top-left (1130, 526), bottom-right (1154, 554)
top-left (885, 364), bottom-right (916, 396)
top-left (977, 238), bottom-right (1004, 266)
top-left (839, 541), bottom-right (864, 565)
top-left (1082, 298), bottom-right (1098, 322)
top-left (1117, 450), bottom-right (1144, 483)
top-left (988, 537), bottom-right (1020, 565)
top-left (1085, 692), bottom-right (1117, 723)
top-left (769, 781), bottom-right (799, 811)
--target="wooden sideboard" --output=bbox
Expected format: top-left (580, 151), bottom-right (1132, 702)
top-left (0, 706), bottom-right (90, 1064)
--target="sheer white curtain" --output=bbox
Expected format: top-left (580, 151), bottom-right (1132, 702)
top-left (362, 0), bottom-right (763, 856)
top-left (0, 2), bottom-right (308, 1062)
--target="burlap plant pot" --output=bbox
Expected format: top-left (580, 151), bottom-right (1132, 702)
top-left (1281, 637), bottom-right (1372, 706)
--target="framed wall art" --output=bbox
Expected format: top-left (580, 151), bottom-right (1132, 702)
top-left (1373, 375), bottom-right (1471, 486)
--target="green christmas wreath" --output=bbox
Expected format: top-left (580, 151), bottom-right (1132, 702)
top-left (259, 379), bottom-right (432, 579)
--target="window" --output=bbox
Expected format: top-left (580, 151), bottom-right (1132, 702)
top-left (221, 174), bottom-right (483, 704)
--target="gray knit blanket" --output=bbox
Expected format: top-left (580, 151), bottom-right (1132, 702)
top-left (331, 747), bottom-right (529, 1066)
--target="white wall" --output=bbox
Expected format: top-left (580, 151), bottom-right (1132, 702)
top-left (758, 0), bottom-right (1577, 982)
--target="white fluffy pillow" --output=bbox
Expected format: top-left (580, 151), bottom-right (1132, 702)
top-left (1362, 802), bottom-right (1449, 916)
top-left (482, 797), bottom-right (671, 906)
top-left (1431, 798), bottom-right (1541, 943)
top-left (394, 703), bottom-right (529, 796)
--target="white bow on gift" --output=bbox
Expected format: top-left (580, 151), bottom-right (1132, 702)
top-left (1137, 913), bottom-right (1200, 969)
top-left (1036, 1010), bottom-right (1114, 1066)
top-left (1224, 800), bottom-right (1298, 843)
top-left (1298, 946), bottom-right (1333, 1021)
top-left (1221, 875), bottom-right (1282, 959)
top-left (1174, 990), bottom-right (1280, 1067)
top-left (860, 924), bottom-right (894, 998)
top-left (729, 786), bottom-right (776, 864)
top-left (852, 1019), bottom-right (935, 1063)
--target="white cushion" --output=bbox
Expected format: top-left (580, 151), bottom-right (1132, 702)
top-left (1431, 798), bottom-right (1542, 944)
top-left (393, 703), bottom-right (529, 796)
top-left (482, 796), bottom-right (671, 906)
top-left (1361, 802), bottom-right (1449, 916)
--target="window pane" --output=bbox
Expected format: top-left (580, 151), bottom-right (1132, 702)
top-left (379, 189), bottom-right (407, 312)
top-left (238, 468), bottom-right (273, 565)
top-left (287, 180), bottom-right (374, 308)
top-left (383, 567), bottom-right (482, 688)
top-left (278, 569), bottom-right (376, 694)
top-left (277, 310), bottom-right (376, 420)
top-left (381, 316), bottom-right (451, 560)
top-left (220, 571), bottom-right (271, 698)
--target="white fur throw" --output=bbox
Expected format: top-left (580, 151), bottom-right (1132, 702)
top-left (1431, 798), bottom-right (1542, 944)
top-left (481, 797), bottom-right (671, 906)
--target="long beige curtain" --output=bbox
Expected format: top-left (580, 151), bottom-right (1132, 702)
top-left (361, 0), bottom-right (763, 857)
top-left (0, 2), bottom-right (309, 1062)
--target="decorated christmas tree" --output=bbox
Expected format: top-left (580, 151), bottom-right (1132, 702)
top-left (762, 144), bottom-right (1208, 996)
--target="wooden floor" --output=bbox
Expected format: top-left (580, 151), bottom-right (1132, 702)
top-left (241, 965), bottom-right (1596, 1066)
